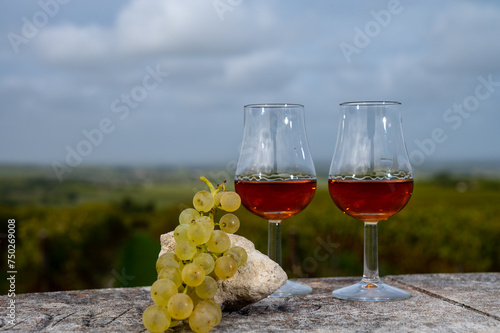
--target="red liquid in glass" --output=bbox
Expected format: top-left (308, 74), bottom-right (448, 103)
top-left (235, 180), bottom-right (316, 220)
top-left (328, 179), bottom-right (413, 222)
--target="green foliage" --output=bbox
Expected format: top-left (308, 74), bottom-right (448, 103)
top-left (275, 179), bottom-right (500, 278)
top-left (0, 168), bottom-right (499, 294)
top-left (218, 177), bottom-right (500, 279)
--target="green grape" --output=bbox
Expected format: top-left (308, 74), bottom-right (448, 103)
top-left (214, 191), bottom-right (224, 207)
top-left (175, 240), bottom-right (197, 261)
top-left (189, 306), bottom-right (218, 333)
top-left (219, 213), bottom-right (240, 234)
top-left (231, 246), bottom-right (248, 267)
top-left (189, 300), bottom-right (222, 332)
top-left (186, 284), bottom-right (203, 308)
top-left (196, 216), bottom-right (215, 233)
top-left (193, 190), bottom-right (215, 212)
top-left (187, 220), bottom-right (212, 245)
top-left (219, 191), bottom-right (241, 212)
top-left (174, 224), bottom-right (189, 242)
top-left (214, 255), bottom-right (237, 279)
top-left (195, 246), bottom-right (203, 257)
top-left (197, 300), bottom-right (222, 324)
top-left (142, 304), bottom-right (171, 333)
top-left (158, 266), bottom-right (183, 288)
top-left (182, 263), bottom-right (205, 287)
top-left (156, 252), bottom-right (180, 273)
top-left (193, 253), bottom-right (215, 275)
top-left (150, 279), bottom-right (178, 306)
top-left (167, 293), bottom-right (194, 320)
top-left (207, 230), bottom-right (231, 253)
top-left (179, 208), bottom-right (199, 224)
top-left (223, 246), bottom-right (247, 267)
top-left (178, 258), bottom-right (187, 272)
top-left (222, 248), bottom-right (240, 266)
top-left (195, 276), bottom-right (217, 299)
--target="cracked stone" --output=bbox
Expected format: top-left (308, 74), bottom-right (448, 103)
top-left (159, 231), bottom-right (287, 310)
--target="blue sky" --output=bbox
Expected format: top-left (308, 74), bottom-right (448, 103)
top-left (1, 0), bottom-right (500, 177)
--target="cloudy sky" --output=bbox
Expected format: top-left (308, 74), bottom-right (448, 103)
top-left (1, 0), bottom-right (500, 177)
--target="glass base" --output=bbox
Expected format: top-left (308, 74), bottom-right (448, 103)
top-left (332, 280), bottom-right (411, 302)
top-left (268, 280), bottom-right (312, 298)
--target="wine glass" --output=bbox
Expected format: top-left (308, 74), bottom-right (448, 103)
top-left (329, 101), bottom-right (413, 301)
top-left (235, 103), bottom-right (317, 297)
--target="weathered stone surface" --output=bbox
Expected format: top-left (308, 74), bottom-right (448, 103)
top-left (1, 274), bottom-right (499, 332)
top-left (0, 273), bottom-right (500, 333)
top-left (160, 231), bottom-right (288, 310)
top-left (394, 273), bottom-right (500, 318)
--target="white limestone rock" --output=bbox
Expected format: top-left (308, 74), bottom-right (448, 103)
top-left (159, 232), bottom-right (287, 310)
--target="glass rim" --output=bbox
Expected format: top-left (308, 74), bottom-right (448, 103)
top-left (339, 101), bottom-right (401, 106)
top-left (244, 103), bottom-right (304, 109)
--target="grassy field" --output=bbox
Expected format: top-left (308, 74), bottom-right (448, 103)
top-left (0, 165), bottom-right (499, 294)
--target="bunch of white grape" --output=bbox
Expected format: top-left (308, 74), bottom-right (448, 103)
top-left (142, 176), bottom-right (247, 333)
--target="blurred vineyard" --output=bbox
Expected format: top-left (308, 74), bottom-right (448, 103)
top-left (0, 165), bottom-right (499, 294)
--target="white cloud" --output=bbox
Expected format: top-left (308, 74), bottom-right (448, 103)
top-left (33, 0), bottom-right (279, 64)
top-left (223, 50), bottom-right (295, 90)
top-left (2, 0), bottom-right (500, 166)
top-left (35, 24), bottom-right (112, 64)
top-left (426, 2), bottom-right (500, 73)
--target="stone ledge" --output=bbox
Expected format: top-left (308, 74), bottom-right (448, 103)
top-left (1, 273), bottom-right (499, 332)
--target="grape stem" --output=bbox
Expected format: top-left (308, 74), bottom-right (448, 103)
top-left (199, 176), bottom-right (230, 220)
top-left (210, 252), bottom-right (222, 260)
top-left (200, 176), bottom-right (216, 193)
top-left (200, 244), bottom-right (209, 252)
top-left (200, 176), bottom-right (226, 195)
top-left (216, 181), bottom-right (226, 194)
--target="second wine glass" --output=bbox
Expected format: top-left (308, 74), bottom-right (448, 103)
top-left (235, 103), bottom-right (316, 297)
top-left (329, 101), bottom-right (413, 301)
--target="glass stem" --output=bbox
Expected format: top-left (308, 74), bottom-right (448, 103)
top-left (268, 220), bottom-right (282, 267)
top-left (362, 222), bottom-right (380, 284)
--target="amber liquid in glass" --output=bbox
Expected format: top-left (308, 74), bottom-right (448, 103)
top-left (235, 180), bottom-right (316, 220)
top-left (328, 179), bottom-right (413, 222)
